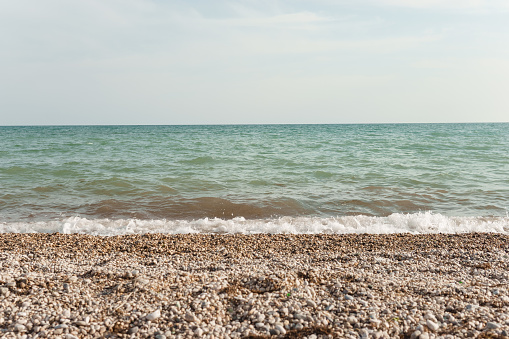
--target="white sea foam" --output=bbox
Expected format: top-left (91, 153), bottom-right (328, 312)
top-left (1, 212), bottom-right (508, 236)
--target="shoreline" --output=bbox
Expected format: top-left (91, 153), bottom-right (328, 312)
top-left (1, 233), bottom-right (508, 338)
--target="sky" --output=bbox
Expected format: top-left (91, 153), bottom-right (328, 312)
top-left (1, 0), bottom-right (508, 125)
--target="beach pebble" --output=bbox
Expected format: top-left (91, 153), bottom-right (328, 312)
top-left (306, 299), bottom-right (317, 308)
top-left (485, 322), bottom-right (501, 330)
top-left (347, 316), bottom-right (358, 324)
top-left (465, 304), bottom-right (477, 311)
top-left (128, 326), bottom-right (139, 334)
top-left (426, 319), bottom-right (439, 331)
top-left (275, 324), bottom-right (286, 335)
top-left (345, 294), bottom-right (354, 300)
top-left (14, 324), bottom-right (27, 332)
top-left (185, 311), bottom-right (199, 323)
top-left (146, 309), bottom-right (161, 321)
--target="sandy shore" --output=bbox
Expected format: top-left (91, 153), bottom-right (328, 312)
top-left (0, 233), bottom-right (508, 338)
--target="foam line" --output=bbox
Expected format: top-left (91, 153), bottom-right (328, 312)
top-left (1, 212), bottom-right (508, 236)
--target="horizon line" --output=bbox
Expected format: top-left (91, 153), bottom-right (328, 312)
top-left (1, 121), bottom-right (508, 127)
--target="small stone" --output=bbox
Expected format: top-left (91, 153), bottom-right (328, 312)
top-left (14, 324), bottom-right (27, 332)
top-left (195, 328), bottom-right (203, 336)
top-left (275, 324), bottom-right (286, 335)
top-left (62, 309), bottom-right (71, 318)
top-left (184, 311), bottom-right (199, 323)
top-left (128, 326), bottom-right (139, 334)
top-left (136, 277), bottom-right (149, 285)
top-left (146, 309), bottom-right (161, 321)
top-left (347, 316), bottom-right (358, 324)
top-left (485, 322), bottom-right (501, 330)
top-left (65, 335), bottom-right (78, 339)
top-left (465, 304), bottom-right (477, 311)
top-left (466, 331), bottom-right (477, 337)
top-left (295, 323), bottom-right (303, 330)
top-left (294, 313), bottom-right (305, 320)
top-left (345, 294), bottom-right (354, 301)
top-left (426, 319), bottom-right (439, 331)
top-left (306, 299), bottom-right (317, 308)
top-left (419, 333), bottom-right (430, 339)
top-left (74, 321), bottom-right (89, 326)
top-left (410, 330), bottom-right (421, 339)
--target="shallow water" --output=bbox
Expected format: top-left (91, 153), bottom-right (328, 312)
top-left (1, 123), bottom-right (508, 234)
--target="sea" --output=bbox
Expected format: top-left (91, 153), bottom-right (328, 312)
top-left (1, 123), bottom-right (508, 235)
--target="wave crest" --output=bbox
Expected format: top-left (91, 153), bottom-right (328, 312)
top-left (1, 212), bottom-right (507, 236)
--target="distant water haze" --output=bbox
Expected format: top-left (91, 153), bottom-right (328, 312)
top-left (1, 123), bottom-right (508, 234)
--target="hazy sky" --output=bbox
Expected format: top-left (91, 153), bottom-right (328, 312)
top-left (1, 0), bottom-right (508, 125)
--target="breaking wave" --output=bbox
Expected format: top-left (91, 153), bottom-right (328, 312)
top-left (1, 212), bottom-right (508, 236)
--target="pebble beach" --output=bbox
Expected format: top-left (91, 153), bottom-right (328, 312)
top-left (1, 233), bottom-right (508, 339)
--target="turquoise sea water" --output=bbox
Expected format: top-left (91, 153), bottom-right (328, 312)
top-left (1, 124), bottom-right (508, 234)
